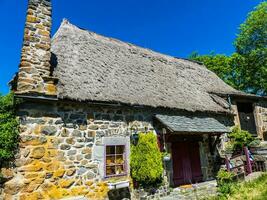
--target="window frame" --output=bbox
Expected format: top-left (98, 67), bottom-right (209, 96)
top-left (104, 144), bottom-right (127, 178)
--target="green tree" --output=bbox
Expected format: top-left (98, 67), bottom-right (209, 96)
top-left (0, 93), bottom-right (19, 164)
top-left (228, 126), bottom-right (255, 150)
top-left (233, 2), bottom-right (267, 94)
top-left (189, 2), bottom-right (267, 95)
top-left (130, 132), bottom-right (163, 187)
top-left (189, 52), bottom-right (235, 87)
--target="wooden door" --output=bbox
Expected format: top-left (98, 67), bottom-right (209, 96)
top-left (172, 141), bottom-right (202, 186)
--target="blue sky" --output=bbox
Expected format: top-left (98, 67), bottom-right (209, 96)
top-left (0, 0), bottom-right (262, 94)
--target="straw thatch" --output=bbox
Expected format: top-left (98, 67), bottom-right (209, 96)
top-left (51, 19), bottom-right (243, 113)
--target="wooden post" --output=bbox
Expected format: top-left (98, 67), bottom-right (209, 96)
top-left (225, 156), bottom-right (230, 172)
top-left (244, 146), bottom-right (252, 174)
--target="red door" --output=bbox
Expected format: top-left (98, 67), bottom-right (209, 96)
top-left (172, 141), bottom-right (203, 186)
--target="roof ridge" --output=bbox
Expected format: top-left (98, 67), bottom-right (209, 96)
top-left (54, 18), bottom-right (206, 67)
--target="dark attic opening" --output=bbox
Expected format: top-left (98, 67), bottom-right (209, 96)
top-left (236, 102), bottom-right (257, 136)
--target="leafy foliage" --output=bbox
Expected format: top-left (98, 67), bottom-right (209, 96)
top-left (217, 169), bottom-right (235, 185)
top-left (130, 132), bottom-right (163, 187)
top-left (228, 126), bottom-right (255, 150)
top-left (216, 169), bottom-right (236, 199)
top-left (235, 2), bottom-right (267, 56)
top-left (189, 52), bottom-right (235, 87)
top-left (0, 93), bottom-right (19, 163)
top-left (211, 173), bottom-right (267, 200)
top-left (233, 2), bottom-right (267, 95)
top-left (189, 2), bottom-right (267, 95)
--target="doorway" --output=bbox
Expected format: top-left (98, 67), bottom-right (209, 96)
top-left (237, 102), bottom-right (257, 136)
top-left (172, 140), bottom-right (203, 186)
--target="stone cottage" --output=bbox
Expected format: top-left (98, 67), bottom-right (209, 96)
top-left (2, 0), bottom-right (267, 199)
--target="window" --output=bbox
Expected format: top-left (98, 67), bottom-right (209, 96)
top-left (105, 145), bottom-right (126, 177)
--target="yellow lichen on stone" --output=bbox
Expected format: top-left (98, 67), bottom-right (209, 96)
top-left (40, 183), bottom-right (65, 199)
top-left (19, 191), bottom-right (43, 200)
top-left (22, 138), bottom-right (47, 146)
top-left (46, 160), bottom-right (60, 171)
top-left (20, 160), bottom-right (45, 172)
top-left (75, 179), bottom-right (83, 186)
top-left (30, 146), bottom-right (45, 159)
top-left (47, 149), bottom-right (58, 157)
top-left (85, 180), bottom-right (94, 186)
top-left (46, 186), bottom-right (66, 199)
top-left (25, 172), bottom-right (39, 179)
top-left (33, 124), bottom-right (41, 134)
top-left (53, 169), bottom-right (65, 178)
top-left (22, 178), bottom-right (43, 193)
top-left (70, 186), bottom-right (89, 196)
top-left (59, 179), bottom-right (75, 188)
top-left (26, 15), bottom-right (38, 23)
top-left (86, 191), bottom-right (96, 199)
top-left (66, 168), bottom-right (76, 176)
top-left (35, 24), bottom-right (45, 30)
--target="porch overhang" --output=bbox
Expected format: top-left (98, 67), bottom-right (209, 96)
top-left (155, 114), bottom-right (231, 134)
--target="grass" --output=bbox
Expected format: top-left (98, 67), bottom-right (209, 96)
top-left (210, 173), bottom-right (267, 200)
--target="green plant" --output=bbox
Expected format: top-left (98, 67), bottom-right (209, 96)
top-left (233, 2), bottom-right (267, 95)
top-left (189, 2), bottom-right (267, 95)
top-left (0, 93), bottom-right (19, 164)
top-left (228, 126), bottom-right (255, 150)
top-left (130, 132), bottom-right (163, 187)
top-left (217, 169), bottom-right (235, 185)
top-left (216, 169), bottom-right (236, 198)
top-left (224, 141), bottom-right (234, 155)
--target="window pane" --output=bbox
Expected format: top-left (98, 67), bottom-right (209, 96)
top-left (106, 155), bottom-right (115, 165)
top-left (106, 146), bottom-right (115, 155)
top-left (106, 166), bottom-right (115, 175)
top-left (105, 145), bottom-right (126, 177)
top-left (115, 165), bottom-right (124, 175)
top-left (116, 145), bottom-right (124, 154)
top-left (115, 155), bottom-right (124, 164)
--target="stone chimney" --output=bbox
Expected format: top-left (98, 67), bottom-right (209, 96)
top-left (16, 0), bottom-right (57, 96)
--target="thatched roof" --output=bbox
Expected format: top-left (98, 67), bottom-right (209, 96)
top-left (51, 19), bottom-right (243, 113)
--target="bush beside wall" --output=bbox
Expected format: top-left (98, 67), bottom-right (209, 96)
top-left (130, 132), bottom-right (163, 187)
top-left (0, 93), bottom-right (19, 164)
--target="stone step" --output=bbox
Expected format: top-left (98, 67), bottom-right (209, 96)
top-left (161, 181), bottom-right (218, 200)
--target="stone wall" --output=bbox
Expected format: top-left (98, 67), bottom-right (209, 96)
top-left (16, 0), bottom-right (57, 95)
top-left (199, 135), bottom-right (216, 180)
top-left (1, 100), bottom-right (155, 200)
top-left (254, 101), bottom-right (267, 140)
top-left (0, 99), bottom-right (233, 199)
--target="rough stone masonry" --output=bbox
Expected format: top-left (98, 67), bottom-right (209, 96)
top-left (16, 0), bottom-right (57, 96)
top-left (1, 100), bottom-right (156, 199)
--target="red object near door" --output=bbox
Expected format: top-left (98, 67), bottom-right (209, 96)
top-left (172, 141), bottom-right (203, 186)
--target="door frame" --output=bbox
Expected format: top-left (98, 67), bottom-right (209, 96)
top-left (170, 136), bottom-right (203, 186)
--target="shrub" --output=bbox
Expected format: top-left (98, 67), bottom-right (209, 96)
top-left (228, 126), bottom-right (255, 150)
top-left (216, 169), bottom-right (236, 198)
top-left (217, 169), bottom-right (234, 185)
top-left (130, 132), bottom-right (163, 187)
top-left (213, 173), bottom-right (267, 200)
top-left (0, 93), bottom-right (19, 164)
